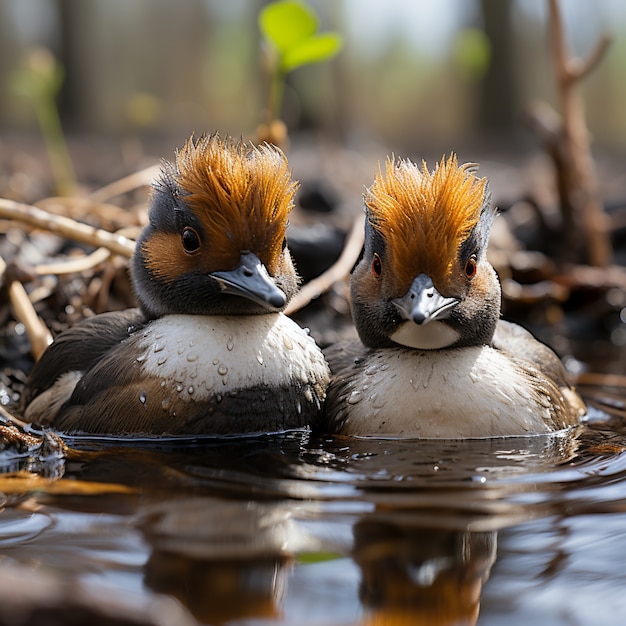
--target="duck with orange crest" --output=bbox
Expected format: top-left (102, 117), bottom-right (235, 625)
top-left (323, 154), bottom-right (586, 437)
top-left (20, 134), bottom-right (330, 435)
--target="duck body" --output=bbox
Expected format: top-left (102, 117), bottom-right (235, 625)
top-left (20, 134), bottom-right (330, 435)
top-left (24, 312), bottom-right (326, 435)
top-left (323, 155), bottom-right (585, 438)
top-left (325, 321), bottom-right (584, 438)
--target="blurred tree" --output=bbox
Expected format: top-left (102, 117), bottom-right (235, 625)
top-left (479, 0), bottom-right (518, 136)
top-left (56, 0), bottom-right (82, 128)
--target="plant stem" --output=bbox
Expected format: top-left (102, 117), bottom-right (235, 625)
top-left (268, 66), bottom-right (285, 124)
top-left (36, 98), bottom-right (76, 197)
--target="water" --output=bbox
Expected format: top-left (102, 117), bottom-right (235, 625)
top-left (0, 406), bottom-right (625, 624)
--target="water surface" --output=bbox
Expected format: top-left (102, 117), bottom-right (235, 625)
top-left (0, 405), bottom-right (625, 625)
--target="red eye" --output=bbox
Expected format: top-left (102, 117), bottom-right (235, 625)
top-left (372, 253), bottom-right (382, 277)
top-left (464, 256), bottom-right (477, 279)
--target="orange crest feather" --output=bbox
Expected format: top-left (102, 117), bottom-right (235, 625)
top-left (365, 153), bottom-right (488, 292)
top-left (174, 135), bottom-right (297, 273)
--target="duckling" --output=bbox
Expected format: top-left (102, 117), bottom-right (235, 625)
top-left (20, 134), bottom-right (330, 435)
top-left (323, 154), bottom-right (586, 437)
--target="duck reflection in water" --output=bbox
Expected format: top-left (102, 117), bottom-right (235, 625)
top-left (353, 518), bottom-right (496, 626)
top-left (138, 498), bottom-right (298, 625)
top-left (144, 551), bottom-right (288, 625)
top-left (137, 492), bottom-right (497, 626)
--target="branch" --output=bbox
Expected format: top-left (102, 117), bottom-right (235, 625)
top-left (0, 198), bottom-right (135, 258)
top-left (88, 163), bottom-right (160, 203)
top-left (543, 0), bottom-right (612, 267)
top-left (571, 34), bottom-right (612, 81)
top-left (285, 213), bottom-right (364, 315)
top-left (0, 256), bottom-right (52, 360)
top-left (548, 0), bottom-right (611, 82)
top-left (33, 247), bottom-right (112, 276)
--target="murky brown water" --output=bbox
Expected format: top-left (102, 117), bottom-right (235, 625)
top-left (0, 404), bottom-right (625, 625)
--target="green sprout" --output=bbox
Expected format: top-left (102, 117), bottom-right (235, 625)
top-left (258, 0), bottom-right (342, 144)
top-left (9, 48), bottom-right (76, 196)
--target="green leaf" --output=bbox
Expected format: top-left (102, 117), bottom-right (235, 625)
top-left (259, 1), bottom-right (318, 54)
top-left (281, 33), bottom-right (342, 72)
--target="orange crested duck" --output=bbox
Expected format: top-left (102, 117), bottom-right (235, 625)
top-left (323, 154), bottom-right (586, 437)
top-left (20, 134), bottom-right (330, 435)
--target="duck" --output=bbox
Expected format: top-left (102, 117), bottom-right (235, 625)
top-left (19, 134), bottom-right (330, 435)
top-left (322, 154), bottom-right (586, 438)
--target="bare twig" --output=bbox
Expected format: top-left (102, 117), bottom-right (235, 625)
top-left (33, 247), bottom-right (112, 276)
top-left (569, 34), bottom-right (612, 81)
top-left (0, 198), bottom-right (135, 258)
top-left (547, 0), bottom-right (612, 266)
top-left (285, 213), bottom-right (364, 315)
top-left (0, 256), bottom-right (52, 360)
top-left (0, 404), bottom-right (30, 430)
top-left (88, 163), bottom-right (160, 203)
top-left (0, 198), bottom-right (137, 360)
top-left (577, 372), bottom-right (626, 388)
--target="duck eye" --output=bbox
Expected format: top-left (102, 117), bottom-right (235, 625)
top-left (464, 255), bottom-right (477, 279)
top-left (182, 227), bottom-right (200, 253)
top-left (372, 253), bottom-right (382, 278)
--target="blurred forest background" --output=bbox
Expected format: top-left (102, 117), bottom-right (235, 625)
top-left (1, 0), bottom-right (625, 160)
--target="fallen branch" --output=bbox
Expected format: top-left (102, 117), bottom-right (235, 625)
top-left (88, 163), bottom-right (160, 203)
top-left (0, 404), bottom-right (31, 431)
top-left (33, 247), bottom-right (112, 276)
top-left (0, 256), bottom-right (52, 360)
top-left (285, 213), bottom-right (364, 315)
top-left (0, 198), bottom-right (135, 258)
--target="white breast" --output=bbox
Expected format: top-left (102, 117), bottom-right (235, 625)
top-left (390, 320), bottom-right (460, 350)
top-left (136, 313), bottom-right (330, 401)
top-left (339, 347), bottom-right (570, 438)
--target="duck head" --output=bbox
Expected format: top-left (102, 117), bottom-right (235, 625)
top-left (132, 134), bottom-right (299, 318)
top-left (351, 154), bottom-right (500, 350)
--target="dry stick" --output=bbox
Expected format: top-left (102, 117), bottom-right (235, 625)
top-left (33, 225), bottom-right (139, 276)
top-left (0, 198), bottom-right (136, 361)
top-left (88, 163), bottom-right (161, 203)
top-left (0, 165), bottom-right (154, 363)
top-left (0, 255), bottom-right (52, 360)
top-left (548, 0), bottom-right (612, 267)
top-left (577, 372), bottom-right (626, 391)
top-left (0, 198), bottom-right (135, 258)
top-left (0, 404), bottom-right (30, 430)
top-left (285, 213), bottom-right (364, 315)
top-left (34, 247), bottom-right (112, 276)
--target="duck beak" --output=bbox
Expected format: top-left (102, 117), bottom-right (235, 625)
top-left (211, 252), bottom-right (287, 310)
top-left (393, 273), bottom-right (459, 325)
